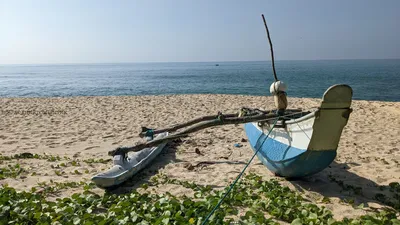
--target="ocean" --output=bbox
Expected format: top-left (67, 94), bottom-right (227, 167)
top-left (0, 59), bottom-right (399, 101)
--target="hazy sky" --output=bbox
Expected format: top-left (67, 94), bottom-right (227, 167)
top-left (1, 0), bottom-right (399, 64)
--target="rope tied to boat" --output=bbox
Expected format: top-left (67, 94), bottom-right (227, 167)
top-left (144, 129), bottom-right (154, 140)
top-left (217, 111), bottom-right (225, 121)
top-left (201, 116), bottom-right (280, 225)
top-left (238, 108), bottom-right (247, 117)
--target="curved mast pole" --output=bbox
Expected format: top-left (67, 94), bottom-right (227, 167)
top-left (261, 14), bottom-right (278, 82)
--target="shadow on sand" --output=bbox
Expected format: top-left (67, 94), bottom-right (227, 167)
top-left (104, 140), bottom-right (241, 195)
top-left (288, 161), bottom-right (399, 211)
top-left (102, 144), bottom-right (399, 211)
top-left (104, 140), bottom-right (181, 194)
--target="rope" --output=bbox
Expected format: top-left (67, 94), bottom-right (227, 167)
top-left (201, 117), bottom-right (279, 225)
top-left (144, 129), bottom-right (154, 140)
top-left (281, 113), bottom-right (312, 140)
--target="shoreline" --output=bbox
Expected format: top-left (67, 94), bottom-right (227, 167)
top-left (1, 93), bottom-right (400, 103)
top-left (1, 94), bottom-right (399, 220)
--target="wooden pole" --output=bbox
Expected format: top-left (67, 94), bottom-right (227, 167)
top-left (261, 14), bottom-right (278, 82)
top-left (108, 111), bottom-right (278, 156)
top-left (139, 113), bottom-right (240, 137)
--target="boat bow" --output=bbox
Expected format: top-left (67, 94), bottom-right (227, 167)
top-left (245, 84), bottom-right (353, 178)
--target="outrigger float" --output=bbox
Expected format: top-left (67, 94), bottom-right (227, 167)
top-left (92, 15), bottom-right (353, 188)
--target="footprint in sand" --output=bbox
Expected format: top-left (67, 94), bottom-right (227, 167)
top-left (3, 140), bottom-right (18, 145)
top-left (79, 137), bottom-right (88, 141)
top-left (63, 141), bottom-right (74, 146)
top-left (102, 134), bottom-right (115, 139)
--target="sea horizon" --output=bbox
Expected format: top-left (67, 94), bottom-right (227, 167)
top-left (1, 58), bottom-right (400, 67)
top-left (1, 59), bottom-right (399, 102)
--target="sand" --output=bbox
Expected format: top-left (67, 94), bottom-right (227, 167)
top-left (0, 94), bottom-right (399, 220)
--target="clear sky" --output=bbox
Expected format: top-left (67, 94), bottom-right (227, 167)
top-left (1, 0), bottom-right (399, 64)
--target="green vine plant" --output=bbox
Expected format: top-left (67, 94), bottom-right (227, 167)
top-left (33, 180), bottom-right (96, 196)
top-left (0, 153), bottom-right (111, 164)
top-left (1, 173), bottom-right (399, 225)
top-left (0, 153), bottom-right (111, 182)
top-left (328, 174), bottom-right (400, 211)
top-left (0, 164), bottom-right (26, 180)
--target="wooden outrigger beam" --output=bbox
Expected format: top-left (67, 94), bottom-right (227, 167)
top-left (108, 108), bottom-right (281, 156)
top-left (138, 113), bottom-right (239, 137)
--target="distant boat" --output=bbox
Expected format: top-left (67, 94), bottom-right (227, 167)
top-left (215, 64), bottom-right (219, 66)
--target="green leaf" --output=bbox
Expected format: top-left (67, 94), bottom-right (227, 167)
top-left (356, 203), bottom-right (364, 209)
top-left (309, 213), bottom-right (318, 220)
top-left (162, 218), bottom-right (170, 224)
top-left (391, 219), bottom-right (400, 225)
top-left (73, 217), bottom-right (81, 225)
top-left (291, 218), bottom-right (303, 225)
top-left (321, 197), bottom-right (331, 204)
top-left (327, 218), bottom-right (337, 225)
top-left (163, 210), bottom-right (171, 217)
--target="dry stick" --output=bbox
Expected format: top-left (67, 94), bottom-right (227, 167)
top-left (108, 112), bottom-right (278, 156)
top-left (261, 14), bottom-right (278, 82)
top-left (139, 113), bottom-right (239, 137)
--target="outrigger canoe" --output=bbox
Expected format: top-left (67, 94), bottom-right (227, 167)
top-left (245, 84), bottom-right (352, 178)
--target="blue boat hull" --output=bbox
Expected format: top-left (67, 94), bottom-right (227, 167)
top-left (245, 123), bottom-right (336, 178)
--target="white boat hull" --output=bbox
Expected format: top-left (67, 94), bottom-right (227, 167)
top-left (92, 132), bottom-right (169, 188)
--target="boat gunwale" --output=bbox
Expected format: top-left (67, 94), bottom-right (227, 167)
top-left (284, 110), bottom-right (316, 124)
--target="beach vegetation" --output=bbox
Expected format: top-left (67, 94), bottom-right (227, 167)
top-left (0, 173), bottom-right (399, 224)
top-left (83, 158), bottom-right (112, 164)
top-left (0, 164), bottom-right (26, 180)
top-left (328, 174), bottom-right (400, 211)
top-left (71, 160), bottom-right (80, 166)
top-left (54, 170), bottom-right (63, 176)
top-left (1, 153), bottom-right (112, 165)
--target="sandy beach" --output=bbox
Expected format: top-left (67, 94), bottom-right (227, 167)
top-left (1, 94), bottom-right (399, 221)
